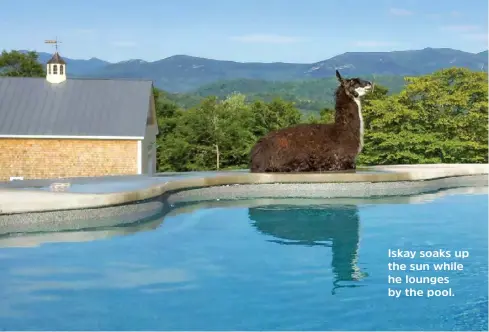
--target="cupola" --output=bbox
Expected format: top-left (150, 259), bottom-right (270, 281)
top-left (46, 51), bottom-right (66, 84)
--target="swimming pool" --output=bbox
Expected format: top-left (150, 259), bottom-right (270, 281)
top-left (0, 190), bottom-right (487, 330)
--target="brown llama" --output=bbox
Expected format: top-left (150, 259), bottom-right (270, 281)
top-left (249, 70), bottom-right (373, 172)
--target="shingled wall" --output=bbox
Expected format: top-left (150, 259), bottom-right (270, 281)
top-left (0, 138), bottom-right (138, 180)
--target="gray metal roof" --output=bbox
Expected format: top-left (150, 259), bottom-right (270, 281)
top-left (0, 77), bottom-right (153, 137)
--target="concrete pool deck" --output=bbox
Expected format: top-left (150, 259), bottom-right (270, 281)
top-left (0, 164), bottom-right (487, 217)
top-left (0, 185), bottom-right (487, 247)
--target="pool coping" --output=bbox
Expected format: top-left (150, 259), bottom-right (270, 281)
top-left (0, 163), bottom-right (487, 215)
top-left (0, 185), bottom-right (487, 247)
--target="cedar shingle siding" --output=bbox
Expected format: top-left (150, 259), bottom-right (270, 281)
top-left (0, 139), bottom-right (138, 180)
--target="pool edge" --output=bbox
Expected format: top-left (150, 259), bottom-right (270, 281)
top-left (0, 164), bottom-right (488, 215)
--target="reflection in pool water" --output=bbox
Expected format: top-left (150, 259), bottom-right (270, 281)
top-left (249, 204), bottom-right (367, 294)
top-left (0, 190), bottom-right (487, 331)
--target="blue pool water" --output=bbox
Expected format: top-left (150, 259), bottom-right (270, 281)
top-left (0, 192), bottom-right (487, 330)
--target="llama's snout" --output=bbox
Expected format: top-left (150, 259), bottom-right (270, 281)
top-left (358, 79), bottom-right (373, 89)
top-left (355, 81), bottom-right (373, 97)
top-left (364, 81), bottom-right (374, 93)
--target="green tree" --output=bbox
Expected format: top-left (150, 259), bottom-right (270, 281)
top-left (358, 68), bottom-right (488, 165)
top-left (218, 93), bottom-right (256, 168)
top-left (157, 94), bottom-right (256, 171)
top-left (153, 89), bottom-right (188, 172)
top-left (318, 107), bottom-right (335, 123)
top-left (0, 50), bottom-right (45, 77)
top-left (250, 98), bottom-right (302, 138)
top-left (154, 88), bottom-right (183, 137)
top-left (305, 107), bottom-right (335, 124)
top-left (363, 84), bottom-right (389, 107)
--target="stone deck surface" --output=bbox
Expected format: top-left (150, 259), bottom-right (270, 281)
top-left (0, 164), bottom-right (487, 215)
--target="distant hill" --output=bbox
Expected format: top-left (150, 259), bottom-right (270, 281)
top-left (160, 75), bottom-right (407, 115)
top-left (23, 50), bottom-right (110, 77)
top-left (27, 47), bottom-right (488, 92)
top-left (192, 75), bottom-right (406, 98)
top-left (477, 50), bottom-right (488, 60)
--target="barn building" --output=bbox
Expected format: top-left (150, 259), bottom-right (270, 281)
top-left (0, 51), bottom-right (158, 181)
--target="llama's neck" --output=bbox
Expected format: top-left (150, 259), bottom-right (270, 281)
top-left (334, 90), bottom-right (364, 153)
top-left (353, 97), bottom-right (364, 154)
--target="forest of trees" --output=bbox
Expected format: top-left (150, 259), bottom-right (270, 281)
top-left (155, 67), bottom-right (488, 171)
top-left (1, 50), bottom-right (487, 172)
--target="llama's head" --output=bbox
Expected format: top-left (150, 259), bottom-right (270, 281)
top-left (335, 70), bottom-right (373, 99)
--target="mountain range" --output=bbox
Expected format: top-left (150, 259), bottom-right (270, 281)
top-left (31, 47), bottom-right (488, 93)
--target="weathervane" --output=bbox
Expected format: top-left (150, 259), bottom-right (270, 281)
top-left (44, 37), bottom-right (62, 52)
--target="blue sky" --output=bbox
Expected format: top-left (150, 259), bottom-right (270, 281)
top-left (1, 0), bottom-right (487, 63)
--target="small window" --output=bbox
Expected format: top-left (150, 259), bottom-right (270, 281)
top-left (48, 65), bottom-right (51, 74)
top-left (53, 65), bottom-right (58, 74)
top-left (60, 65), bottom-right (64, 75)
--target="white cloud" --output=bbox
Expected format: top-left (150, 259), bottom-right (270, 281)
top-left (111, 41), bottom-right (137, 48)
top-left (352, 40), bottom-right (398, 47)
top-left (441, 25), bottom-right (479, 32)
top-left (389, 8), bottom-right (413, 16)
top-left (229, 34), bottom-right (304, 44)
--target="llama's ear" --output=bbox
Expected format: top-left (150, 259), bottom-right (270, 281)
top-left (335, 70), bottom-right (343, 83)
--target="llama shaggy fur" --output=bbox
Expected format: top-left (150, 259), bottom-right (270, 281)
top-left (249, 70), bottom-right (372, 173)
